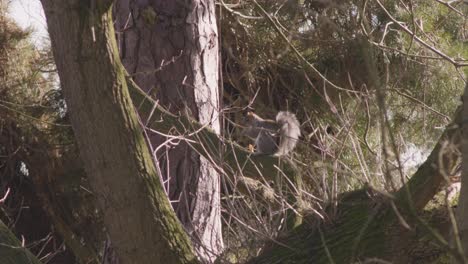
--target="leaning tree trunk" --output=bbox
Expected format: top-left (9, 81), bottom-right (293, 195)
top-left (455, 81), bottom-right (468, 263)
top-left (40, 1), bottom-right (197, 263)
top-left (114, 0), bottom-right (223, 261)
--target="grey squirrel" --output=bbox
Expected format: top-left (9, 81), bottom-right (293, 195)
top-left (243, 111), bottom-right (301, 156)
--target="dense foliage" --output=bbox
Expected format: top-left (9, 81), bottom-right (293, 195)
top-left (219, 0), bottom-right (466, 261)
top-left (0, 0), bottom-right (467, 263)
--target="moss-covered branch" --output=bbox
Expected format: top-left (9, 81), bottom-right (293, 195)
top-left (0, 219), bottom-right (42, 264)
top-left (396, 106), bottom-right (462, 211)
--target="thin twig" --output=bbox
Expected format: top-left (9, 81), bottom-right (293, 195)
top-left (375, 0), bottom-right (468, 68)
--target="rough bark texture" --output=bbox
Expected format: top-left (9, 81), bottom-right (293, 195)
top-left (456, 81), bottom-right (468, 263)
top-left (40, 1), bottom-right (197, 263)
top-left (114, 1), bottom-right (223, 260)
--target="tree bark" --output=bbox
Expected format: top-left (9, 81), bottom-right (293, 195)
top-left (34, 1), bottom-right (464, 262)
top-left (455, 81), bottom-right (468, 263)
top-left (40, 1), bottom-right (197, 263)
top-left (114, 1), bottom-right (223, 260)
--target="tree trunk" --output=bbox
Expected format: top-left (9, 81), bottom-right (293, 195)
top-left (455, 81), bottom-right (468, 263)
top-left (114, 1), bottom-right (223, 260)
top-left (40, 1), bottom-right (197, 263)
top-left (33, 1), bottom-right (464, 262)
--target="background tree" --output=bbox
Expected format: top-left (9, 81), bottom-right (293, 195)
top-left (113, 1), bottom-right (223, 260)
top-left (0, 4), bottom-right (76, 262)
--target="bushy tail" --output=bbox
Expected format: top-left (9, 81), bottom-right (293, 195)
top-left (275, 111), bottom-right (301, 156)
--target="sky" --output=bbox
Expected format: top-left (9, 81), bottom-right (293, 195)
top-left (8, 0), bottom-right (48, 47)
